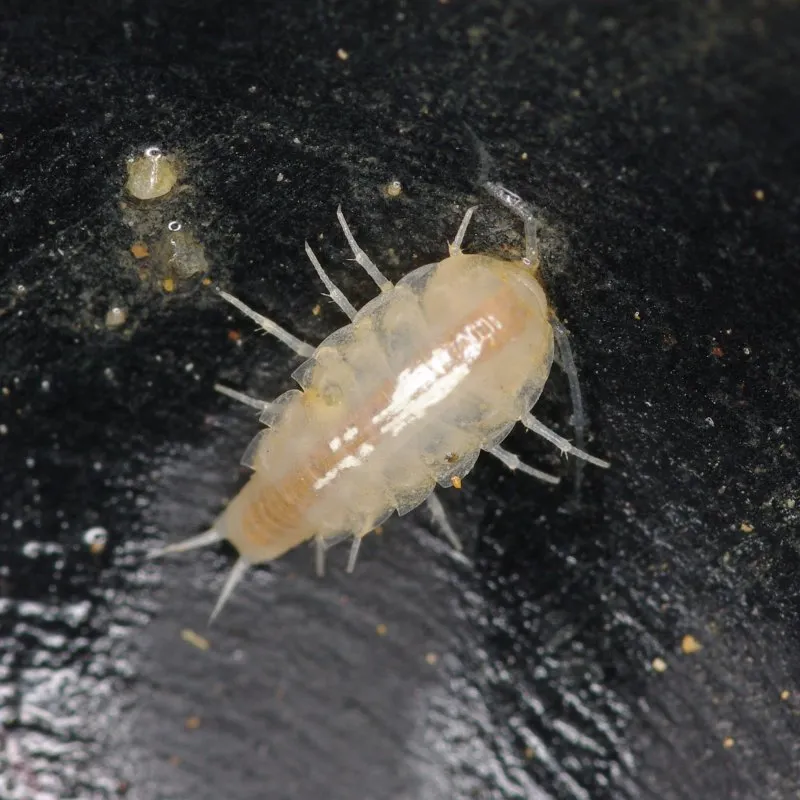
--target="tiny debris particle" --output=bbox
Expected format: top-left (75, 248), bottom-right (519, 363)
top-left (227, 329), bottom-right (241, 342)
top-left (723, 736), bottom-right (735, 749)
top-left (373, 525), bottom-right (384, 536)
top-left (83, 526), bottom-right (108, 555)
top-left (168, 755), bottom-right (182, 767)
top-left (652, 657), bottom-right (668, 673)
top-left (524, 746), bottom-right (535, 760)
top-left (162, 277), bottom-right (175, 293)
top-left (739, 521), bottom-right (754, 533)
top-left (376, 623), bottom-right (388, 636)
top-left (634, 310), bottom-right (641, 320)
top-left (780, 690), bottom-right (790, 701)
top-left (312, 303), bottom-right (322, 316)
top-left (336, 48), bottom-right (349, 61)
top-left (521, 152), bottom-right (529, 161)
top-left (185, 715), bottom-right (201, 730)
top-left (181, 629), bottom-right (210, 651)
top-left (753, 189), bottom-right (765, 201)
top-left (130, 243), bottom-right (149, 259)
top-left (681, 634), bottom-right (703, 655)
top-left (202, 277), bottom-right (213, 286)
top-left (425, 652), bottom-right (439, 665)
top-left (711, 345), bottom-right (724, 358)
top-left (451, 475), bottom-right (462, 489)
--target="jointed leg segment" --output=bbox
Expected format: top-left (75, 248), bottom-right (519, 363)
top-left (216, 288), bottom-right (315, 357)
top-left (521, 413), bottom-right (610, 468)
top-left (487, 445), bottom-right (560, 484)
top-left (449, 206), bottom-right (478, 256)
top-left (336, 206), bottom-right (393, 291)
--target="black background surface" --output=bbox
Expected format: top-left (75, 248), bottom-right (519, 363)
top-left (1, 1), bottom-right (799, 799)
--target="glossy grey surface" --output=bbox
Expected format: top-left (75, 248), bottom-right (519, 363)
top-left (2, 1), bottom-right (799, 798)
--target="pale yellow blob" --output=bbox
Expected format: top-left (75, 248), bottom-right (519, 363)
top-left (125, 146), bottom-right (178, 200)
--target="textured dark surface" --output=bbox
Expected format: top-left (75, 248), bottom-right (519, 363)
top-left (2, 1), bottom-right (799, 798)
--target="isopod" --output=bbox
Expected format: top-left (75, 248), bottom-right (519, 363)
top-left (150, 183), bottom-right (610, 620)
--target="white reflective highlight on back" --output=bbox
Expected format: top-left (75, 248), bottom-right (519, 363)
top-left (314, 442), bottom-right (376, 490)
top-left (373, 315), bottom-right (503, 438)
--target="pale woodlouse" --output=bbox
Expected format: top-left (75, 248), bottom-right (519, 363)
top-left (150, 183), bottom-right (610, 620)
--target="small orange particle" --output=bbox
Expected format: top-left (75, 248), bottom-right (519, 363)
top-left (723, 736), bottom-right (735, 749)
top-left (312, 304), bottom-right (322, 316)
top-left (168, 755), bottom-right (182, 767)
top-left (740, 521), bottom-right (754, 533)
top-left (376, 623), bottom-right (388, 636)
top-left (131, 243), bottom-right (149, 259)
top-left (227, 329), bottom-right (242, 342)
top-left (524, 746), bottom-right (535, 760)
top-left (753, 189), bottom-right (765, 201)
top-left (711, 345), bottom-right (724, 358)
top-left (451, 475), bottom-right (462, 489)
top-left (162, 278), bottom-right (175, 293)
top-left (185, 716), bottom-right (201, 730)
top-left (202, 277), bottom-right (213, 286)
top-left (425, 652), bottom-right (439, 665)
top-left (680, 634), bottom-right (702, 654)
top-left (780, 689), bottom-right (790, 701)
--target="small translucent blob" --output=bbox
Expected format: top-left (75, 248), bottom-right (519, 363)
top-left (105, 307), bottom-right (128, 328)
top-left (152, 223), bottom-right (209, 281)
top-left (384, 179), bottom-right (403, 198)
top-left (125, 146), bottom-right (178, 200)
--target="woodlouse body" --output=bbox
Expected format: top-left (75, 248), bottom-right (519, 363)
top-left (151, 183), bottom-right (609, 619)
top-left (221, 252), bottom-right (552, 562)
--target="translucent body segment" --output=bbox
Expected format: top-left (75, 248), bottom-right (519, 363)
top-left (217, 288), bottom-right (315, 357)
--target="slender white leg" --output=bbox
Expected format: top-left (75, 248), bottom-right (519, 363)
top-left (487, 445), bottom-right (560, 485)
top-left (214, 383), bottom-right (273, 411)
top-left (147, 529), bottom-right (222, 559)
top-left (209, 557), bottom-right (249, 624)
top-left (304, 241), bottom-right (357, 320)
top-left (425, 493), bottom-right (463, 551)
top-left (216, 288), bottom-right (315, 357)
top-left (448, 206), bottom-right (478, 256)
top-left (336, 206), bottom-right (392, 291)
top-left (314, 535), bottom-right (326, 577)
top-left (346, 536), bottom-right (362, 573)
top-left (483, 182), bottom-right (539, 268)
top-left (521, 413), bottom-right (610, 468)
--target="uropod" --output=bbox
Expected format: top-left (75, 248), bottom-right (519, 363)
top-left (150, 183), bottom-right (610, 621)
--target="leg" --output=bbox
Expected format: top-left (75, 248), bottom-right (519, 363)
top-left (216, 288), bottom-right (315, 357)
top-left (314, 535), bottom-right (326, 577)
top-left (425, 492), bottom-right (463, 551)
top-left (336, 206), bottom-right (393, 292)
top-left (304, 242), bottom-right (358, 320)
top-left (214, 383), bottom-right (273, 411)
top-left (483, 182), bottom-right (539, 268)
top-left (448, 206), bottom-right (478, 256)
top-left (520, 413), bottom-right (610, 468)
top-left (486, 444), bottom-right (560, 485)
top-left (346, 535), bottom-right (362, 573)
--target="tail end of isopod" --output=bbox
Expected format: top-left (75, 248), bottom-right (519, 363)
top-left (146, 528), bottom-right (222, 559)
top-left (208, 557), bottom-right (249, 625)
